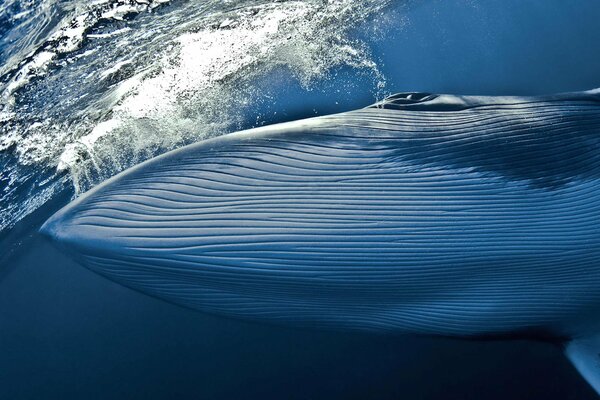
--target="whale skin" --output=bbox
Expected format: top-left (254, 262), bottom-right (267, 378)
top-left (41, 89), bottom-right (600, 394)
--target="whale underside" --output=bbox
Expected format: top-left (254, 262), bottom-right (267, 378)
top-left (42, 89), bottom-right (600, 393)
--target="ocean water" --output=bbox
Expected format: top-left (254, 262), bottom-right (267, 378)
top-left (1, 0), bottom-right (600, 399)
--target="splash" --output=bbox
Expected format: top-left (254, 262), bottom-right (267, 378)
top-left (0, 0), bottom-right (394, 234)
top-left (1, 0), bottom-right (172, 99)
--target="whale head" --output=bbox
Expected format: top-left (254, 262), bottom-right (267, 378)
top-left (40, 90), bottom-right (600, 394)
top-left (40, 120), bottom-right (400, 331)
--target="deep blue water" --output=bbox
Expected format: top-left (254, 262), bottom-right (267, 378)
top-left (2, 0), bottom-right (600, 399)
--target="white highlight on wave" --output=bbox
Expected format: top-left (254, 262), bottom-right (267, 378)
top-left (0, 0), bottom-right (393, 233)
top-left (1, 0), bottom-right (171, 102)
top-left (59, 1), bottom-right (389, 188)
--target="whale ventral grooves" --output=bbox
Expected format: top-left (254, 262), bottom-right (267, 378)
top-left (39, 88), bottom-right (600, 396)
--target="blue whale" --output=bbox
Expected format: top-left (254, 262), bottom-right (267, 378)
top-left (41, 89), bottom-right (600, 393)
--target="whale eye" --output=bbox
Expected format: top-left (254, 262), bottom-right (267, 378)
top-left (372, 92), bottom-right (440, 110)
top-left (385, 92), bottom-right (437, 104)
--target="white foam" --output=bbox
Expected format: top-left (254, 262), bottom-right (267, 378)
top-left (1, 0), bottom-right (172, 100)
top-left (88, 27), bottom-right (132, 39)
top-left (58, 119), bottom-right (122, 172)
top-left (101, 4), bottom-right (146, 21)
top-left (1, 0), bottom-right (391, 233)
top-left (5, 51), bottom-right (56, 95)
top-left (100, 59), bottom-right (133, 80)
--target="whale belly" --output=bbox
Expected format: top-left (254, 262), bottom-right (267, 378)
top-left (41, 90), bottom-right (600, 337)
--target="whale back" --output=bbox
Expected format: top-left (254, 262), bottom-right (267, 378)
top-left (41, 90), bottom-right (600, 336)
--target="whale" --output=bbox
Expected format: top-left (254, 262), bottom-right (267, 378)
top-left (41, 89), bottom-right (600, 393)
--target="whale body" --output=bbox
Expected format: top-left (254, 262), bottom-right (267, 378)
top-left (41, 89), bottom-right (600, 393)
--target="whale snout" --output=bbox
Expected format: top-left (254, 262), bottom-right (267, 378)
top-left (40, 203), bottom-right (82, 252)
top-left (40, 198), bottom-right (114, 258)
top-left (39, 212), bottom-right (61, 242)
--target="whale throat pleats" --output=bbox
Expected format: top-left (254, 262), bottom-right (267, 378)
top-left (41, 89), bottom-right (600, 393)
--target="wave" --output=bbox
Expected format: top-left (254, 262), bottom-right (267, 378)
top-left (0, 0), bottom-right (398, 235)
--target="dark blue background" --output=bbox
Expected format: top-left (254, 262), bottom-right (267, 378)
top-left (2, 1), bottom-right (600, 398)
